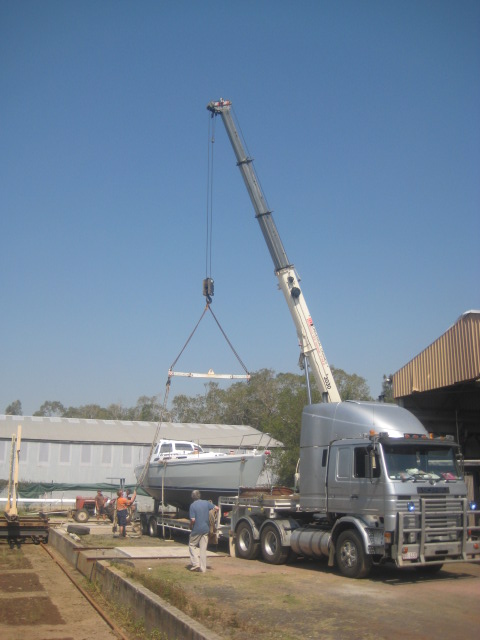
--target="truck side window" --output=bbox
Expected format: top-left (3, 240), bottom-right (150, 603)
top-left (354, 447), bottom-right (380, 478)
top-left (322, 449), bottom-right (328, 467)
top-left (337, 448), bottom-right (351, 479)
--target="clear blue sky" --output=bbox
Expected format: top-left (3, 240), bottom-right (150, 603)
top-left (1, 1), bottom-right (479, 416)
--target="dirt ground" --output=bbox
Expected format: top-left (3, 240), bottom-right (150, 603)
top-left (129, 549), bottom-right (480, 640)
top-left (1, 520), bottom-right (480, 640)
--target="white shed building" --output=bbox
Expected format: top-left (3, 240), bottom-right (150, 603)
top-left (0, 414), bottom-right (278, 500)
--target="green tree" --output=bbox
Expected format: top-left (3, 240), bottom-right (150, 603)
top-left (331, 366), bottom-right (372, 401)
top-left (106, 403), bottom-right (131, 420)
top-left (5, 400), bottom-right (22, 415)
top-left (63, 404), bottom-right (112, 419)
top-left (34, 400), bottom-right (66, 417)
top-left (131, 395), bottom-right (168, 422)
top-left (380, 374), bottom-right (395, 403)
top-left (170, 393), bottom-right (203, 423)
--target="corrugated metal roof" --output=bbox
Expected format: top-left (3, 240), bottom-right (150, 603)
top-left (0, 415), bottom-right (280, 448)
top-left (394, 310), bottom-right (480, 397)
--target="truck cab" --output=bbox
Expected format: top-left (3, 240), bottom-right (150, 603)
top-left (299, 401), bottom-right (478, 576)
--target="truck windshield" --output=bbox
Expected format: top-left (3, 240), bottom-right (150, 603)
top-left (382, 444), bottom-right (461, 482)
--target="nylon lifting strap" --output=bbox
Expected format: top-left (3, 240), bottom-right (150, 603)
top-left (169, 303), bottom-right (250, 379)
top-left (134, 303), bottom-right (250, 491)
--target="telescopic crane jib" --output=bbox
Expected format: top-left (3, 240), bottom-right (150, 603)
top-left (207, 98), bottom-right (341, 403)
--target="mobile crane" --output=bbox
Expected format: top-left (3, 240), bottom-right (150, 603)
top-left (206, 99), bottom-right (479, 578)
top-left (207, 99), bottom-right (340, 403)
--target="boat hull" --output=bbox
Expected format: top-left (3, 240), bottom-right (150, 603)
top-left (135, 452), bottom-right (266, 512)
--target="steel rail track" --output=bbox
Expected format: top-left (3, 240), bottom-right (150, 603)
top-left (40, 542), bottom-right (130, 640)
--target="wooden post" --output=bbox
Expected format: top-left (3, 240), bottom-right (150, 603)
top-left (5, 426), bottom-right (21, 519)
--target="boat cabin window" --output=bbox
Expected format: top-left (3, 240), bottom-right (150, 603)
top-left (176, 443), bottom-right (196, 453)
top-left (160, 443), bottom-right (173, 454)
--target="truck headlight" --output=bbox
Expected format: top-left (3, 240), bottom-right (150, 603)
top-left (469, 501), bottom-right (477, 511)
top-left (407, 501), bottom-right (415, 512)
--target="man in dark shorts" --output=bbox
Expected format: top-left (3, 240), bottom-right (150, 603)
top-left (116, 489), bottom-right (136, 537)
top-left (95, 490), bottom-right (106, 521)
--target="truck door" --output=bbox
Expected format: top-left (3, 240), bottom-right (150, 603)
top-left (327, 444), bottom-right (382, 515)
top-left (327, 445), bottom-right (353, 514)
top-left (351, 445), bottom-right (383, 515)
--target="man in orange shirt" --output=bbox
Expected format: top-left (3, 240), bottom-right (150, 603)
top-left (116, 488), bottom-right (136, 537)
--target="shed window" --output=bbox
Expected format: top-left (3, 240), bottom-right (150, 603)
top-left (19, 442), bottom-right (28, 463)
top-left (81, 444), bottom-right (92, 465)
top-left (59, 443), bottom-right (71, 464)
top-left (122, 446), bottom-right (132, 465)
top-left (102, 445), bottom-right (112, 465)
top-left (38, 442), bottom-right (49, 464)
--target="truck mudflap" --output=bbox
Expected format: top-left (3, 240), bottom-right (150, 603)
top-left (394, 497), bottom-right (480, 567)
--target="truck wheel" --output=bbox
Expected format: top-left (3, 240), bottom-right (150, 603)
top-left (335, 530), bottom-right (372, 579)
top-left (235, 521), bottom-right (260, 560)
top-left (260, 524), bottom-right (289, 565)
top-left (148, 517), bottom-right (158, 537)
top-left (74, 509), bottom-right (90, 523)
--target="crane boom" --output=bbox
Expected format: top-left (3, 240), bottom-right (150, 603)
top-left (207, 99), bottom-right (341, 402)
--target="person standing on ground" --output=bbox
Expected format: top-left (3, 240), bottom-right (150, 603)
top-left (189, 490), bottom-right (218, 573)
top-left (95, 490), bottom-right (106, 521)
top-left (116, 488), bottom-right (136, 537)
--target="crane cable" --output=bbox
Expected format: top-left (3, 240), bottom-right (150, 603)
top-left (206, 113), bottom-right (215, 281)
top-left (136, 115), bottom-right (217, 489)
top-left (134, 302), bottom-right (249, 491)
top-left (134, 381), bottom-right (171, 489)
top-left (135, 111), bottom-right (250, 493)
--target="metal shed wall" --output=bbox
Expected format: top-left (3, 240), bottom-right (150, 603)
top-left (0, 415), bottom-right (279, 491)
top-left (394, 310), bottom-right (480, 398)
top-left (0, 415), bottom-right (277, 448)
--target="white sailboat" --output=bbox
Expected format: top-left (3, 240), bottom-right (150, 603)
top-left (135, 439), bottom-right (267, 511)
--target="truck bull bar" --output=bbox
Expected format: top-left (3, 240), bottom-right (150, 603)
top-left (396, 497), bottom-right (480, 567)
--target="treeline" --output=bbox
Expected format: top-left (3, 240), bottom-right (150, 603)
top-left (4, 367), bottom-right (377, 485)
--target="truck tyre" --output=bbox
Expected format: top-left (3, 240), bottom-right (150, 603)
top-left (148, 517), bottom-right (158, 537)
top-left (260, 524), bottom-right (289, 565)
top-left (67, 524), bottom-right (90, 536)
top-left (105, 503), bottom-right (115, 522)
top-left (235, 521), bottom-right (260, 560)
top-left (335, 530), bottom-right (372, 579)
top-left (74, 509), bottom-right (90, 523)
